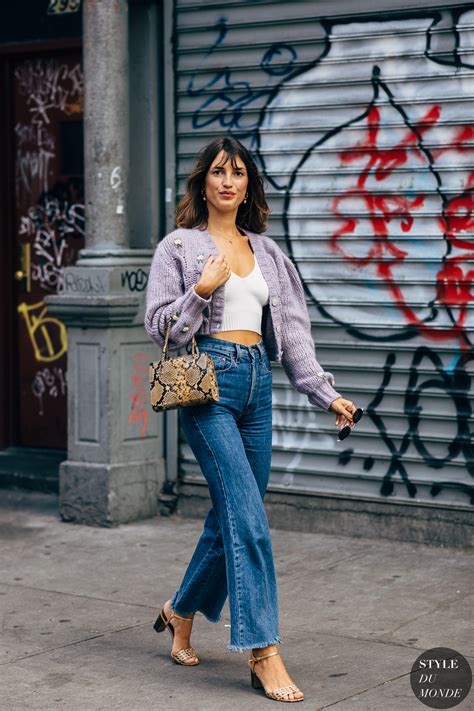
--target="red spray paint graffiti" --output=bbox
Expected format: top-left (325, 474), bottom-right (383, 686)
top-left (128, 352), bottom-right (149, 438)
top-left (330, 105), bottom-right (474, 346)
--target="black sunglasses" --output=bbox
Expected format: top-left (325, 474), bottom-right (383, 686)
top-left (337, 408), bottom-right (364, 442)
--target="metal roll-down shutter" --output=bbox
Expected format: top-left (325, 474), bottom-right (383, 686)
top-left (172, 0), bottom-right (474, 512)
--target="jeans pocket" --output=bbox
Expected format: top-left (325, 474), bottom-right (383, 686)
top-left (208, 351), bottom-right (234, 372)
top-left (260, 353), bottom-right (272, 375)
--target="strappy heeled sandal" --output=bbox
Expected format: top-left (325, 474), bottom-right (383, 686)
top-left (248, 650), bottom-right (304, 703)
top-left (153, 605), bottom-right (200, 666)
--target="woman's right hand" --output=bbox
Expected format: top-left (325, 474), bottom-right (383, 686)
top-left (329, 397), bottom-right (357, 427)
top-left (194, 254), bottom-right (231, 299)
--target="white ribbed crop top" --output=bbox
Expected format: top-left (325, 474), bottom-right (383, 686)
top-left (220, 253), bottom-right (269, 334)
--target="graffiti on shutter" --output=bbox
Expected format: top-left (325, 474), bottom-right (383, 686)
top-left (176, 2), bottom-right (474, 507)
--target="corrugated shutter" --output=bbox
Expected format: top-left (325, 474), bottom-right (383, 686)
top-left (173, 0), bottom-right (474, 509)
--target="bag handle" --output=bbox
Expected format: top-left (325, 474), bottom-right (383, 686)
top-left (162, 317), bottom-right (198, 360)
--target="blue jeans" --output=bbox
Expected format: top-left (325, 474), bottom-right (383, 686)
top-left (171, 336), bottom-right (281, 652)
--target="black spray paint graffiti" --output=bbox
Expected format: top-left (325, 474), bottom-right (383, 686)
top-left (257, 11), bottom-right (473, 503)
top-left (252, 15), bottom-right (474, 349)
top-left (120, 268), bottom-right (148, 292)
top-left (186, 8), bottom-right (474, 504)
top-left (358, 346), bottom-right (473, 504)
top-left (275, 68), bottom-right (473, 348)
top-left (62, 271), bottom-right (105, 295)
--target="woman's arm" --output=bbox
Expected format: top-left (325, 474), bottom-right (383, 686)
top-left (277, 249), bottom-right (344, 411)
top-left (144, 238), bottom-right (211, 350)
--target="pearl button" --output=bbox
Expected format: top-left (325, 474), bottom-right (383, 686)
top-left (174, 238), bottom-right (182, 246)
top-left (182, 325), bottom-right (189, 332)
top-left (216, 323), bottom-right (221, 328)
top-left (272, 298), bottom-right (278, 306)
top-left (276, 325), bottom-right (281, 333)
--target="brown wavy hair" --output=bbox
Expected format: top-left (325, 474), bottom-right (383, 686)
top-left (175, 136), bottom-right (270, 234)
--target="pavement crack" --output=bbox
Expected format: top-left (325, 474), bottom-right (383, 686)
top-left (313, 552), bottom-right (371, 572)
top-left (0, 620), bottom-right (152, 667)
top-left (318, 674), bottom-right (405, 709)
top-left (319, 658), bottom-right (456, 710)
top-left (289, 625), bottom-right (474, 659)
top-left (381, 588), bottom-right (472, 637)
top-left (0, 580), bottom-right (158, 610)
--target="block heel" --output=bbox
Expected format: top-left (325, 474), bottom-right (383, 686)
top-left (248, 650), bottom-right (304, 703)
top-left (250, 670), bottom-right (263, 689)
top-left (153, 612), bottom-right (167, 634)
top-left (154, 602), bottom-right (200, 666)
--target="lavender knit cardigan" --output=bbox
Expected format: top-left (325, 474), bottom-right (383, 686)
top-left (144, 226), bottom-right (342, 411)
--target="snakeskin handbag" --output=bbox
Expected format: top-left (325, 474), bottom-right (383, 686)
top-left (149, 318), bottom-right (219, 412)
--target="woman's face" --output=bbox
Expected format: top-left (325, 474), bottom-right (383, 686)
top-left (204, 150), bottom-right (249, 215)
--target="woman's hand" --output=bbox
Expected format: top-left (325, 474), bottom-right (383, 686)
top-left (194, 254), bottom-right (231, 299)
top-left (329, 397), bottom-right (358, 429)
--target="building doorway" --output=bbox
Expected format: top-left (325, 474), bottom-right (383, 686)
top-left (8, 50), bottom-right (84, 450)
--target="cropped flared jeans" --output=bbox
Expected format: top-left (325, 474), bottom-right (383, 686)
top-left (170, 336), bottom-right (281, 652)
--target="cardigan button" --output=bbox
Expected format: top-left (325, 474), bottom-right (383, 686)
top-left (174, 238), bottom-right (182, 246)
top-left (276, 325), bottom-right (281, 333)
top-left (182, 325), bottom-right (189, 332)
top-left (272, 298), bottom-right (278, 306)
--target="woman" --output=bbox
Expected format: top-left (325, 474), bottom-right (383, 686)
top-left (145, 136), bottom-right (359, 703)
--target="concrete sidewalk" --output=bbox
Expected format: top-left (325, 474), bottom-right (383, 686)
top-left (0, 490), bottom-right (472, 711)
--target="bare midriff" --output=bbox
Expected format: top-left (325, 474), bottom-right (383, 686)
top-left (207, 330), bottom-right (262, 346)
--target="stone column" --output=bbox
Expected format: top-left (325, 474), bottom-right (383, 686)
top-left (45, 0), bottom-right (164, 526)
top-left (84, 0), bottom-right (128, 253)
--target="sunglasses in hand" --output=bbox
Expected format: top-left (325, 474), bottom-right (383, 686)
top-left (337, 407), bottom-right (364, 442)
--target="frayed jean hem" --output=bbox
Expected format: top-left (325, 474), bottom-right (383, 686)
top-left (196, 608), bottom-right (221, 623)
top-left (171, 595), bottom-right (222, 624)
top-left (227, 634), bottom-right (282, 653)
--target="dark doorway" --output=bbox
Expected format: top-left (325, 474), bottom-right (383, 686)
top-left (9, 50), bottom-right (84, 449)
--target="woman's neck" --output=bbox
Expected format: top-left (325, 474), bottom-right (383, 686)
top-left (206, 213), bottom-right (241, 239)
